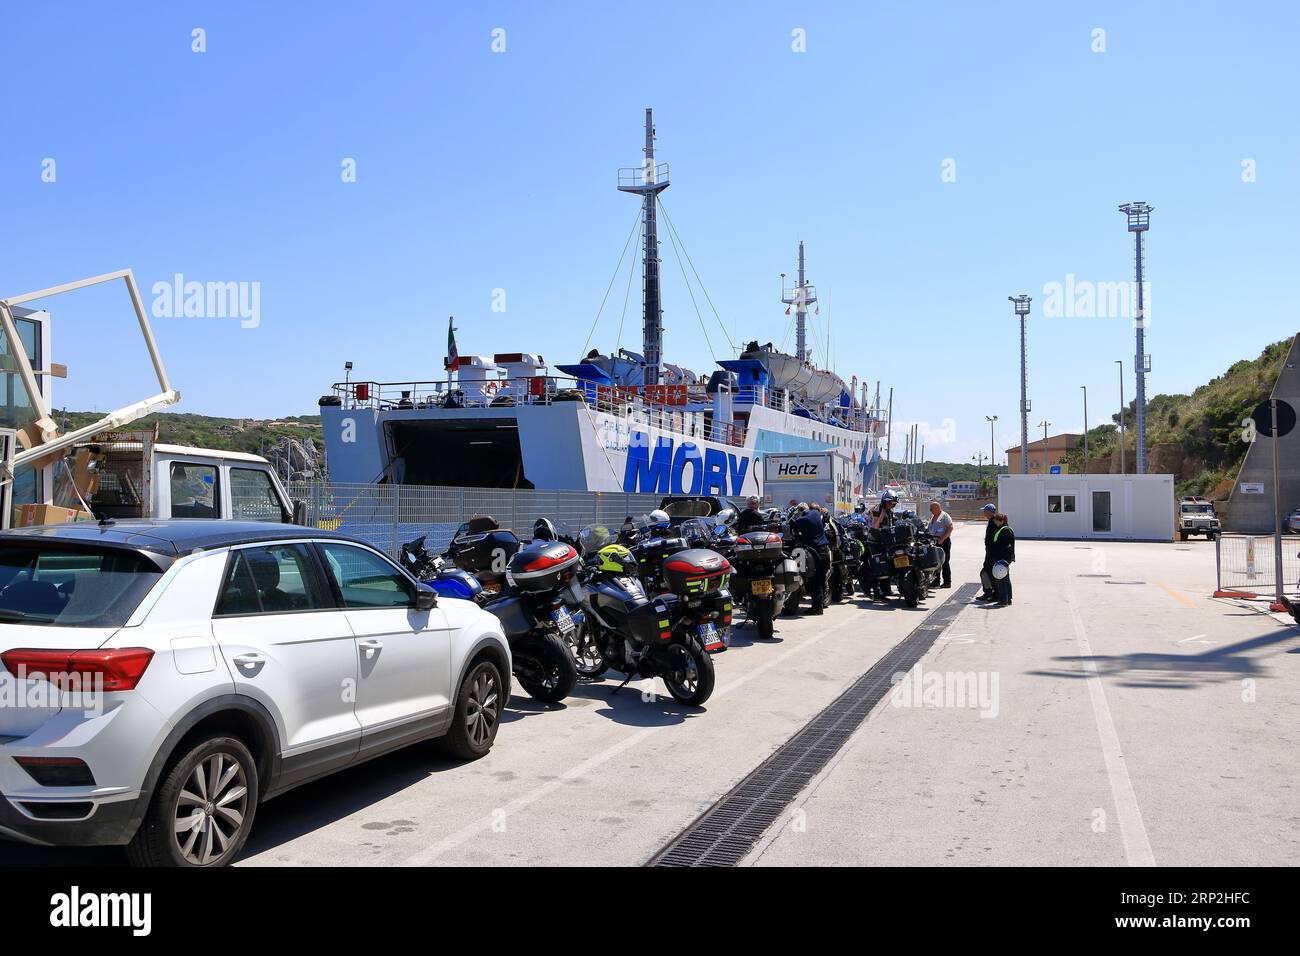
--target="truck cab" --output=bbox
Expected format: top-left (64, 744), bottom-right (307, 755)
top-left (156, 445), bottom-right (301, 522)
top-left (1177, 496), bottom-right (1220, 540)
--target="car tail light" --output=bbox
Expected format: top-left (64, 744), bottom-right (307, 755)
top-left (0, 648), bottom-right (155, 692)
top-left (13, 756), bottom-right (96, 787)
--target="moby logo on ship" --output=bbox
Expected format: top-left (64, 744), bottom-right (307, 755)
top-left (623, 432), bottom-right (749, 495)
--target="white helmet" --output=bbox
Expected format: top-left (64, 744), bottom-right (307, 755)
top-left (648, 509), bottom-right (671, 529)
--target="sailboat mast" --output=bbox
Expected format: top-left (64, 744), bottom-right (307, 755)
top-left (617, 108), bottom-right (670, 386)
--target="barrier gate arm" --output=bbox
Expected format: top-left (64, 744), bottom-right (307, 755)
top-left (0, 269), bottom-right (181, 473)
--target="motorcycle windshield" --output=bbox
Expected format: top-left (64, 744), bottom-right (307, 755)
top-left (578, 523), bottom-right (618, 554)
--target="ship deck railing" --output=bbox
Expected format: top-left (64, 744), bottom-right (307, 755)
top-left (327, 376), bottom-right (882, 446)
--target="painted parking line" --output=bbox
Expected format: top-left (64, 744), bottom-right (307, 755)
top-left (1064, 579), bottom-right (1156, 867)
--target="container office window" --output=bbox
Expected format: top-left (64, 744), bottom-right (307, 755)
top-left (1047, 494), bottom-right (1077, 514)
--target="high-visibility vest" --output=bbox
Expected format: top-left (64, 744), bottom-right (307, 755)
top-left (993, 526), bottom-right (1009, 542)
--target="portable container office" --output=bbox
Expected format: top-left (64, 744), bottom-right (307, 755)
top-left (996, 474), bottom-right (1175, 541)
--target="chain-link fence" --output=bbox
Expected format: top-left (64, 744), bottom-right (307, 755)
top-left (1215, 532), bottom-right (1300, 595)
top-left (286, 482), bottom-right (666, 558)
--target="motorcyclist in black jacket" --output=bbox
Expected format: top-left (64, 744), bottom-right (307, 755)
top-left (736, 495), bottom-right (768, 533)
top-left (791, 503), bottom-right (830, 615)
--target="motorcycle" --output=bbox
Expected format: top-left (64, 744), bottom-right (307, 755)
top-left (571, 524), bottom-right (723, 706)
top-left (728, 520), bottom-right (802, 639)
top-left (407, 523), bottom-right (581, 703)
top-left (830, 515), bottom-right (867, 602)
top-left (861, 516), bottom-right (945, 608)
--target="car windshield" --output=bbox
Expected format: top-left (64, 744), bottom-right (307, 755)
top-left (1183, 504), bottom-right (1214, 514)
top-left (0, 544), bottom-right (164, 627)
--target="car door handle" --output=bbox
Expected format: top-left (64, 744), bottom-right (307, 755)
top-left (358, 639), bottom-right (383, 659)
top-left (232, 653), bottom-right (265, 669)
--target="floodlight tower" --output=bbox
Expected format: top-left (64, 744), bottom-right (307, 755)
top-left (1009, 295), bottom-right (1032, 473)
top-left (1119, 202), bottom-right (1153, 473)
top-left (618, 108), bottom-right (671, 385)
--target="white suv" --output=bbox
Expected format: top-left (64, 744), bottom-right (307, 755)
top-left (0, 520), bottom-right (511, 866)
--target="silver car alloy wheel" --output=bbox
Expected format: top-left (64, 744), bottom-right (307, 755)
top-left (466, 667), bottom-right (501, 748)
top-left (173, 752), bottom-right (249, 865)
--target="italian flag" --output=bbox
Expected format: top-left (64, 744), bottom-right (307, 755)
top-left (446, 316), bottom-right (459, 372)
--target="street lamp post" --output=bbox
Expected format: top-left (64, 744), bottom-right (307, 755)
top-left (986, 414), bottom-right (998, 476)
top-left (1119, 202), bottom-right (1153, 473)
top-left (1115, 359), bottom-right (1126, 475)
top-left (973, 451), bottom-right (988, 489)
top-left (1081, 385), bottom-right (1089, 474)
top-left (1009, 295), bottom-right (1032, 474)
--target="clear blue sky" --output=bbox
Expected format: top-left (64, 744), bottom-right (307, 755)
top-left (2, 0), bottom-right (1295, 465)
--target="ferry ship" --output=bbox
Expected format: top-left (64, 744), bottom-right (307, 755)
top-left (319, 110), bottom-right (883, 499)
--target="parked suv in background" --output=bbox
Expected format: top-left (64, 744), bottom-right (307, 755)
top-left (0, 521), bottom-right (511, 866)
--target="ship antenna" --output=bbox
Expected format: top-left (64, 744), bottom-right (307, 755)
top-left (618, 108), bottom-right (670, 386)
top-left (781, 240), bottom-right (817, 363)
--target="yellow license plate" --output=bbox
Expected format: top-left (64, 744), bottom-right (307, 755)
top-left (751, 578), bottom-right (773, 595)
top-left (892, 555), bottom-right (911, 568)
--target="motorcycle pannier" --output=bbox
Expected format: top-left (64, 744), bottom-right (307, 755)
top-left (508, 541), bottom-right (580, 592)
top-left (482, 594), bottom-right (534, 637)
top-left (662, 548), bottom-right (731, 597)
top-left (624, 599), bottom-right (674, 645)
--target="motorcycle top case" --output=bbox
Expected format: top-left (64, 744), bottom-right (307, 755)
top-left (508, 541), bottom-right (580, 592)
top-left (731, 531), bottom-right (784, 560)
top-left (662, 548), bottom-right (731, 597)
top-left (450, 529), bottom-right (521, 574)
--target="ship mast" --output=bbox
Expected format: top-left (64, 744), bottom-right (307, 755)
top-left (781, 241), bottom-right (817, 363)
top-left (618, 108), bottom-right (670, 386)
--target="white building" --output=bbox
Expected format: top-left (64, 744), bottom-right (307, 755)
top-left (946, 480), bottom-right (978, 500)
top-left (997, 474), bottom-right (1175, 541)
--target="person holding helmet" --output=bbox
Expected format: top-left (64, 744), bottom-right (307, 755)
top-left (987, 512), bottom-right (1015, 606)
top-left (736, 495), bottom-right (767, 533)
top-left (791, 501), bottom-right (830, 615)
top-left (976, 503), bottom-right (999, 600)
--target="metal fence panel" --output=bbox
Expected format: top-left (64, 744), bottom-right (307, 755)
top-left (287, 482), bottom-right (666, 557)
top-left (1215, 533), bottom-right (1300, 594)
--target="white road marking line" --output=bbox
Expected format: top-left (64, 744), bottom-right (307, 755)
top-left (1175, 634), bottom-right (1214, 646)
top-left (1064, 579), bottom-right (1156, 866)
top-left (399, 608), bottom-right (878, 866)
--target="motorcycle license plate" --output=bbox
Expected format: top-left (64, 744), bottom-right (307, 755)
top-left (751, 578), bottom-right (774, 595)
top-left (892, 555), bottom-right (911, 568)
top-left (697, 623), bottom-right (725, 652)
top-left (552, 607), bottom-right (575, 634)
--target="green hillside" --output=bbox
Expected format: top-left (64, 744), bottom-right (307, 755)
top-left (55, 410), bottom-right (323, 459)
top-left (1062, 338), bottom-right (1291, 496)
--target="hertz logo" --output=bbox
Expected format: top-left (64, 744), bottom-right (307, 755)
top-left (777, 462), bottom-right (819, 476)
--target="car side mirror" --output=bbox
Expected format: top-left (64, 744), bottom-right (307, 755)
top-left (291, 499), bottom-right (309, 526)
top-left (413, 585), bottom-right (438, 610)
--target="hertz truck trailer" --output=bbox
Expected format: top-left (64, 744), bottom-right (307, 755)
top-left (760, 451), bottom-right (855, 514)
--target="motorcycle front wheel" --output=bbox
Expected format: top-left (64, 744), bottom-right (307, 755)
top-left (659, 638), bottom-right (715, 707)
top-left (516, 632), bottom-right (578, 703)
top-left (568, 621), bottom-right (608, 678)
